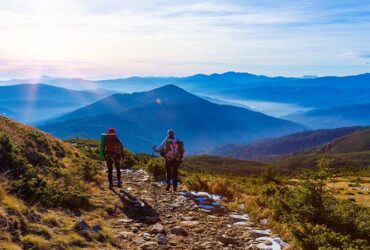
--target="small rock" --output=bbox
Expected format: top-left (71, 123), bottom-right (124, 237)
top-left (260, 219), bottom-right (268, 226)
top-left (150, 223), bottom-right (164, 234)
top-left (233, 221), bottom-right (251, 227)
top-left (181, 221), bottom-right (199, 227)
top-left (74, 219), bottom-right (90, 231)
top-left (134, 238), bottom-right (145, 245)
top-left (200, 242), bottom-right (214, 249)
top-left (217, 235), bottom-right (237, 245)
top-left (157, 233), bottom-right (167, 245)
top-left (140, 241), bottom-right (159, 249)
top-left (117, 231), bottom-right (135, 240)
top-left (194, 227), bottom-right (204, 233)
top-left (143, 232), bottom-right (152, 241)
top-left (170, 226), bottom-right (188, 236)
top-left (182, 216), bottom-right (194, 221)
top-left (91, 225), bottom-right (102, 233)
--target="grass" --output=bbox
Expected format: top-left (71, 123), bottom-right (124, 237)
top-left (182, 155), bottom-right (268, 176)
top-left (327, 176), bottom-right (370, 206)
top-left (21, 234), bottom-right (50, 249)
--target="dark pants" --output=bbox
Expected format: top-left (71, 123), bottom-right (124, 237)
top-left (165, 160), bottom-right (180, 189)
top-left (107, 157), bottom-right (121, 186)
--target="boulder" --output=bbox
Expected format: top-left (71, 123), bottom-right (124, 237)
top-left (74, 219), bottom-right (90, 231)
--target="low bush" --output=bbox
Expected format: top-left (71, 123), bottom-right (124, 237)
top-left (146, 158), bottom-right (166, 181)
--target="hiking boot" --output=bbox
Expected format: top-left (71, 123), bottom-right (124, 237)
top-left (109, 183), bottom-right (114, 190)
top-left (173, 187), bottom-right (177, 192)
top-left (117, 182), bottom-right (122, 188)
top-left (166, 186), bottom-right (170, 191)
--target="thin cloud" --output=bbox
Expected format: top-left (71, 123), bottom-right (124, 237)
top-left (0, 0), bottom-right (369, 78)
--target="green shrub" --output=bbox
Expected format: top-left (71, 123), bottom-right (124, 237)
top-left (146, 158), bottom-right (165, 181)
top-left (293, 223), bottom-right (367, 249)
top-left (44, 185), bottom-right (90, 210)
top-left (80, 159), bottom-right (101, 182)
top-left (272, 156), bottom-right (370, 248)
top-left (0, 134), bottom-right (27, 176)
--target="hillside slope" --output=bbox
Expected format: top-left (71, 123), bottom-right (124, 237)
top-left (0, 117), bottom-right (289, 249)
top-left (213, 126), bottom-right (366, 161)
top-left (38, 85), bottom-right (306, 153)
top-left (274, 128), bottom-right (370, 172)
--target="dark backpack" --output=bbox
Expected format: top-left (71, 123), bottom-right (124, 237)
top-left (164, 139), bottom-right (184, 161)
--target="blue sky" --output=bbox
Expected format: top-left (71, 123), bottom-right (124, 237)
top-left (0, 0), bottom-right (369, 79)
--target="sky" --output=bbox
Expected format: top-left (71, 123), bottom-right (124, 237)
top-left (0, 0), bottom-right (370, 80)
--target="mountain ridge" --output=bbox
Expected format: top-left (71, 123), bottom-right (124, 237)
top-left (38, 84), bottom-right (306, 153)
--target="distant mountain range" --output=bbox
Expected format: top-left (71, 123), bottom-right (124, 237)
top-left (2, 71), bottom-right (370, 128)
top-left (213, 126), bottom-right (366, 161)
top-left (0, 84), bottom-right (112, 123)
top-left (38, 85), bottom-right (306, 153)
top-left (283, 103), bottom-right (370, 129)
top-left (2, 72), bottom-right (370, 107)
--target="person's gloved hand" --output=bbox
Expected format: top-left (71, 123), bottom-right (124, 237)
top-left (152, 145), bottom-right (156, 150)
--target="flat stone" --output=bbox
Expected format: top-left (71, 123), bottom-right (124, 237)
top-left (140, 241), bottom-right (159, 249)
top-left (117, 218), bottom-right (134, 224)
top-left (170, 226), bottom-right (188, 236)
top-left (229, 214), bottom-right (250, 222)
top-left (181, 221), bottom-right (199, 227)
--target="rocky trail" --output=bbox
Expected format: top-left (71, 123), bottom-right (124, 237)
top-left (84, 169), bottom-right (289, 250)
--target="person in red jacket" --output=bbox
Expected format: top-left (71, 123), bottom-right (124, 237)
top-left (104, 128), bottom-right (123, 189)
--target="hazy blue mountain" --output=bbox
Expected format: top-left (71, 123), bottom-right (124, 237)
top-left (0, 76), bottom-right (98, 90)
top-left (0, 84), bottom-right (112, 123)
top-left (95, 72), bottom-right (370, 118)
top-left (213, 126), bottom-right (365, 161)
top-left (3, 72), bottom-right (370, 109)
top-left (283, 103), bottom-right (370, 129)
top-left (38, 85), bottom-right (306, 153)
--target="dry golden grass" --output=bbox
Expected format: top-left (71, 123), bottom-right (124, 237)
top-left (21, 234), bottom-right (51, 249)
top-left (327, 176), bottom-right (370, 206)
top-left (0, 242), bottom-right (22, 250)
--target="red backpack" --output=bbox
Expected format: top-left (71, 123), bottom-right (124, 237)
top-left (105, 134), bottom-right (121, 155)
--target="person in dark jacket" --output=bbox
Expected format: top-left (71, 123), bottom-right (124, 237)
top-left (153, 129), bottom-right (183, 192)
top-left (104, 128), bottom-right (123, 189)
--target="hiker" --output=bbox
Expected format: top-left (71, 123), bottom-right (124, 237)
top-left (104, 128), bottom-right (124, 189)
top-left (153, 129), bottom-right (184, 192)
